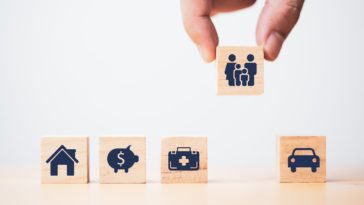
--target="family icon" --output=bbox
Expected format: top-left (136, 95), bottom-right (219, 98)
top-left (224, 54), bottom-right (257, 87)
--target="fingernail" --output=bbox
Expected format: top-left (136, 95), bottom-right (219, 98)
top-left (265, 32), bottom-right (284, 61)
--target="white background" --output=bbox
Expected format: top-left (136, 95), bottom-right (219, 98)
top-left (1, 0), bottom-right (363, 178)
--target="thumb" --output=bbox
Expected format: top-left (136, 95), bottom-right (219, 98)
top-left (256, 0), bottom-right (304, 60)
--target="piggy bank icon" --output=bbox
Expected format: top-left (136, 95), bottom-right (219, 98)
top-left (107, 145), bottom-right (139, 173)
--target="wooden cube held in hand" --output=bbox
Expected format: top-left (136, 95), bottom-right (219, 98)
top-left (217, 46), bottom-right (264, 95)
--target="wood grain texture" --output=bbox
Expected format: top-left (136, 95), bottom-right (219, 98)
top-left (216, 46), bottom-right (264, 95)
top-left (41, 136), bottom-right (89, 184)
top-left (99, 136), bottom-right (146, 184)
top-left (278, 136), bottom-right (326, 183)
top-left (161, 137), bottom-right (208, 183)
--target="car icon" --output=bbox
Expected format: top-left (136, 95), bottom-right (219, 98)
top-left (288, 148), bottom-right (320, 173)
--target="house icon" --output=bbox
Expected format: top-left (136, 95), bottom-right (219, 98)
top-left (46, 145), bottom-right (79, 176)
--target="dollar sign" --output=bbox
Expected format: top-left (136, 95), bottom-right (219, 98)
top-left (117, 151), bottom-right (125, 167)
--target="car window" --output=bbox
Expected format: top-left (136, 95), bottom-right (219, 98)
top-left (294, 149), bottom-right (314, 155)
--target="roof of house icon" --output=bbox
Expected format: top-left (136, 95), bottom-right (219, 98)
top-left (46, 145), bottom-right (79, 164)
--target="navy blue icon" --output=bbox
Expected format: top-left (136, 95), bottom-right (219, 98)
top-left (46, 145), bottom-right (79, 176)
top-left (225, 54), bottom-right (257, 87)
top-left (107, 145), bottom-right (139, 173)
top-left (288, 148), bottom-right (320, 173)
top-left (168, 147), bottom-right (199, 171)
top-left (225, 54), bottom-right (237, 86)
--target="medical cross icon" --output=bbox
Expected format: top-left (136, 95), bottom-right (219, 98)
top-left (179, 156), bottom-right (189, 166)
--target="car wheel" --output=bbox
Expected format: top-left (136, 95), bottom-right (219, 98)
top-left (291, 167), bottom-right (296, 173)
top-left (312, 167), bottom-right (317, 172)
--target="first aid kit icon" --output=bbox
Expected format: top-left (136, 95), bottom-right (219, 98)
top-left (168, 147), bottom-right (199, 171)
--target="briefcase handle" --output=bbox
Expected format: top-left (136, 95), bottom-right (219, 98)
top-left (177, 147), bottom-right (192, 152)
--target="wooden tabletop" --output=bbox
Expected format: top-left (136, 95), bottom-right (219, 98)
top-left (1, 167), bottom-right (363, 205)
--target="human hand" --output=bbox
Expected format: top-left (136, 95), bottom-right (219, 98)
top-left (180, 0), bottom-right (304, 62)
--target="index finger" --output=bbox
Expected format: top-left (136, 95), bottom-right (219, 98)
top-left (180, 0), bottom-right (218, 62)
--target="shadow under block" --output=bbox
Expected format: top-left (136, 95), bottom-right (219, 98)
top-left (99, 137), bottom-right (146, 184)
top-left (278, 136), bottom-right (326, 183)
top-left (41, 136), bottom-right (89, 184)
top-left (217, 46), bottom-right (264, 95)
top-left (161, 137), bottom-right (208, 183)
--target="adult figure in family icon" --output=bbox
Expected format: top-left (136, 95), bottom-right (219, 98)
top-left (224, 54), bottom-right (237, 86)
top-left (225, 54), bottom-right (257, 87)
top-left (245, 54), bottom-right (257, 86)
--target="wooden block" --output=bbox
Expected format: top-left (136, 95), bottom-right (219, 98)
top-left (99, 137), bottom-right (146, 184)
top-left (41, 136), bottom-right (89, 184)
top-left (278, 136), bottom-right (326, 183)
top-left (216, 46), bottom-right (264, 95)
top-left (161, 137), bottom-right (208, 183)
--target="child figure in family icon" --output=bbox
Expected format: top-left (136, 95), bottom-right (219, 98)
top-left (225, 54), bottom-right (257, 87)
top-left (240, 68), bottom-right (249, 86)
top-left (234, 64), bottom-right (243, 86)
